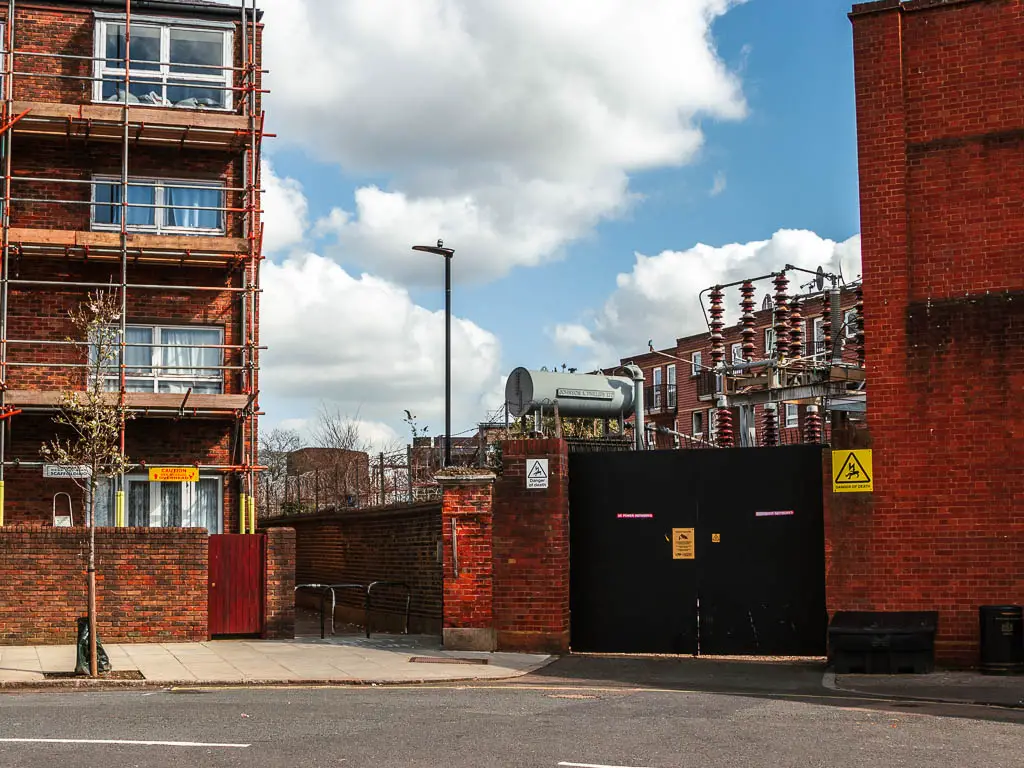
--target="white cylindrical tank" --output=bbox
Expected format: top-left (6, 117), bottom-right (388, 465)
top-left (505, 367), bottom-right (636, 418)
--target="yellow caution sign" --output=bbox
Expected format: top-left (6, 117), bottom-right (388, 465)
top-left (149, 466), bottom-right (199, 482)
top-left (711, 533), bottom-right (721, 543)
top-left (832, 449), bottom-right (873, 493)
top-left (672, 528), bottom-right (695, 560)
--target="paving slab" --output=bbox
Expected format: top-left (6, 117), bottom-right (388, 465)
top-left (0, 635), bottom-right (552, 688)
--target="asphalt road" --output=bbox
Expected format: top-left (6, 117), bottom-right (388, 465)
top-left (0, 678), bottom-right (1020, 768)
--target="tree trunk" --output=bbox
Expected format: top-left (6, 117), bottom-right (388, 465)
top-left (88, 479), bottom-right (97, 678)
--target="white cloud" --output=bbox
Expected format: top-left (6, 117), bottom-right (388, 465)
top-left (260, 251), bottom-right (503, 439)
top-left (262, 0), bottom-right (747, 283)
top-left (552, 229), bottom-right (862, 365)
top-left (710, 171), bottom-right (727, 197)
top-left (262, 161), bottom-right (309, 255)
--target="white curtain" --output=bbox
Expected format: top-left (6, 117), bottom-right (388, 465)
top-left (161, 328), bottom-right (220, 377)
top-left (184, 479), bottom-right (220, 533)
top-left (128, 481), bottom-right (150, 526)
top-left (165, 186), bottom-right (222, 230)
top-left (161, 483), bottom-right (183, 527)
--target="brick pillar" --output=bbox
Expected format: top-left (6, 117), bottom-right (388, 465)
top-left (493, 438), bottom-right (570, 654)
top-left (263, 527), bottom-right (296, 639)
top-left (438, 471), bottom-right (497, 651)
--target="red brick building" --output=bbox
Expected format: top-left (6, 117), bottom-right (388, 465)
top-left (0, 0), bottom-right (264, 533)
top-left (832, 0), bottom-right (1023, 664)
top-left (617, 284), bottom-right (863, 449)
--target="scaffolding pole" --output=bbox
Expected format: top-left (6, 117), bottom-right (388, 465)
top-left (0, 0), bottom-right (267, 533)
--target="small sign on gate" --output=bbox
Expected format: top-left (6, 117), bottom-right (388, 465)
top-left (672, 528), bottom-right (695, 560)
top-left (526, 458), bottom-right (549, 489)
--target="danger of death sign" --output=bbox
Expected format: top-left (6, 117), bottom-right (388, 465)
top-left (832, 449), bottom-right (873, 493)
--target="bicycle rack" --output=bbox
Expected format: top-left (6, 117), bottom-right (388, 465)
top-left (294, 583), bottom-right (365, 639)
top-left (364, 581), bottom-right (412, 639)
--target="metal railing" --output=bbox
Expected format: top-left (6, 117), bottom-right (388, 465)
top-left (295, 581), bottom-right (412, 640)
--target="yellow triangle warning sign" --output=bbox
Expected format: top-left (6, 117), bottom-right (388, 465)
top-left (832, 449), bottom-right (873, 493)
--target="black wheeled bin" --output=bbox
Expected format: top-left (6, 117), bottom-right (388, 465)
top-left (979, 606), bottom-right (1023, 675)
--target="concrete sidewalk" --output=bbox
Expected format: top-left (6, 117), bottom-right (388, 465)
top-left (0, 635), bottom-right (551, 688)
top-left (832, 670), bottom-right (1024, 708)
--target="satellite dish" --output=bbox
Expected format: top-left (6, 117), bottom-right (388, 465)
top-left (815, 266), bottom-right (825, 291)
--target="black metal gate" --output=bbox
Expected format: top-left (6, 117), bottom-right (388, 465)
top-left (569, 445), bottom-right (826, 655)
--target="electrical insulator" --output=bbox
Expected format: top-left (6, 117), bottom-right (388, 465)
top-left (716, 406), bottom-right (733, 448)
top-left (822, 291), bottom-right (832, 363)
top-left (740, 281), bottom-right (756, 361)
top-left (709, 287), bottom-right (725, 367)
top-left (773, 273), bottom-right (790, 360)
top-left (789, 295), bottom-right (803, 360)
top-left (804, 405), bottom-right (822, 444)
top-left (762, 404), bottom-right (779, 447)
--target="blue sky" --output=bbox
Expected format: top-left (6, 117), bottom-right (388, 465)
top-left (257, 0), bottom-right (863, 446)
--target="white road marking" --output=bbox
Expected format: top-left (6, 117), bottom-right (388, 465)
top-left (559, 763), bottom-right (651, 768)
top-left (0, 738), bottom-right (249, 748)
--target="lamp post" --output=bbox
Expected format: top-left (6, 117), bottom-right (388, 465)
top-left (412, 240), bottom-right (455, 467)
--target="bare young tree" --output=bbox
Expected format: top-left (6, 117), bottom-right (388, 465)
top-left (40, 290), bottom-right (132, 677)
top-left (258, 426), bottom-right (305, 517)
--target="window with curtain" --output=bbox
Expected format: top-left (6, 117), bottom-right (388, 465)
top-left (97, 324), bottom-right (223, 394)
top-left (96, 20), bottom-right (232, 109)
top-left (94, 476), bottom-right (222, 532)
top-left (92, 177), bottom-right (225, 235)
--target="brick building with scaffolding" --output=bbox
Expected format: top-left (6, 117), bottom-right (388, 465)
top-left (0, 0), bottom-right (265, 533)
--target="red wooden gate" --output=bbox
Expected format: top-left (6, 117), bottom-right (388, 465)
top-left (208, 534), bottom-right (265, 637)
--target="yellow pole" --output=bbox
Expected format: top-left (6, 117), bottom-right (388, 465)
top-left (0, 479), bottom-right (5, 527)
top-left (239, 492), bottom-right (248, 534)
top-left (248, 495), bottom-right (256, 534)
top-left (115, 490), bottom-right (125, 527)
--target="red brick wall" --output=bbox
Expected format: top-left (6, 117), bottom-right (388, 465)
top-left (844, 0), bottom-right (1024, 665)
top-left (440, 478), bottom-right (495, 637)
top-left (0, 526), bottom-right (208, 644)
top-left (264, 503), bottom-right (443, 634)
top-left (5, 259), bottom-right (244, 393)
top-left (493, 439), bottom-right (570, 653)
top-left (264, 526), bottom-right (295, 639)
top-left (10, 139), bottom-right (246, 237)
top-left (3, 414), bottom-right (242, 532)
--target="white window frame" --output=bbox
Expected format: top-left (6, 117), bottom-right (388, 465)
top-left (691, 410), bottom-right (704, 437)
top-left (731, 342), bottom-right (743, 364)
top-left (652, 366), bottom-right (663, 409)
top-left (91, 176), bottom-right (226, 235)
top-left (813, 317), bottom-right (825, 355)
top-left (100, 323), bottom-right (224, 394)
top-left (691, 351), bottom-right (702, 376)
top-left (121, 474), bottom-right (223, 532)
top-left (785, 403), bottom-right (799, 429)
top-left (765, 328), bottom-right (776, 357)
top-left (844, 308), bottom-right (858, 339)
top-left (708, 408), bottom-right (718, 436)
top-left (666, 364), bottom-right (676, 409)
top-left (93, 16), bottom-right (234, 110)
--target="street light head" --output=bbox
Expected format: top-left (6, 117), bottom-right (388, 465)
top-left (412, 243), bottom-right (455, 258)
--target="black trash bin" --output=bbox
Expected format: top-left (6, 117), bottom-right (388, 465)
top-left (979, 606), bottom-right (1023, 675)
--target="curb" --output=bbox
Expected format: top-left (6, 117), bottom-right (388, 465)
top-left (0, 672), bottom-right (535, 693)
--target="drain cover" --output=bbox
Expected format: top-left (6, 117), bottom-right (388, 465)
top-left (409, 656), bottom-right (489, 665)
